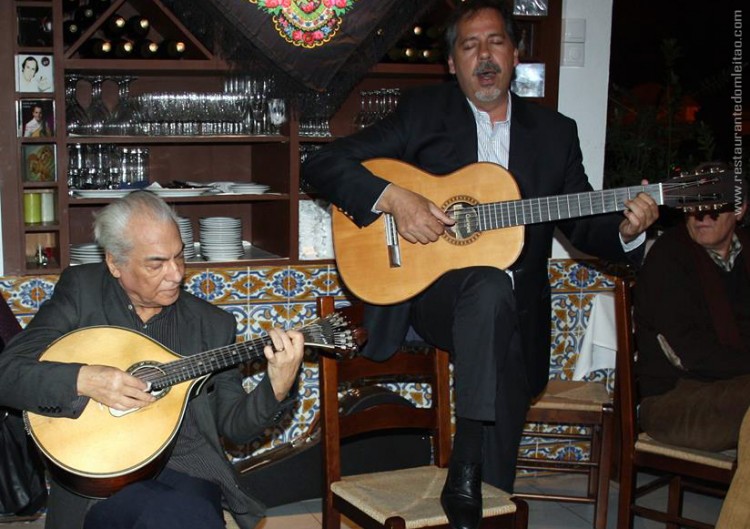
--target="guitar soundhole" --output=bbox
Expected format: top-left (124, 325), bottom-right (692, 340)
top-left (129, 362), bottom-right (170, 399)
top-left (443, 198), bottom-right (481, 246)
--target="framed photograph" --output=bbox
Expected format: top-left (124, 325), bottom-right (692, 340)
top-left (17, 6), bottom-right (53, 47)
top-left (18, 99), bottom-right (55, 138)
top-left (515, 21), bottom-right (536, 59)
top-left (22, 144), bottom-right (56, 182)
top-left (513, 0), bottom-right (548, 16)
top-left (512, 63), bottom-right (546, 98)
top-left (15, 53), bottom-right (54, 93)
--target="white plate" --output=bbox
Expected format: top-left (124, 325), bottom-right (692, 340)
top-left (73, 189), bottom-right (134, 199)
top-left (151, 188), bottom-right (213, 197)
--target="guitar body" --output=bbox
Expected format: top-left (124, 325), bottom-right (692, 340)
top-left (332, 158), bottom-right (525, 304)
top-left (25, 327), bottom-right (200, 498)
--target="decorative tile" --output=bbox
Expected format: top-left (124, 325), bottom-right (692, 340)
top-left (246, 303), bottom-right (287, 335)
top-left (266, 267), bottom-right (311, 300)
top-left (220, 304), bottom-right (250, 341)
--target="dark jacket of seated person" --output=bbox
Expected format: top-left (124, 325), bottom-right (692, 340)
top-left (635, 202), bottom-right (750, 452)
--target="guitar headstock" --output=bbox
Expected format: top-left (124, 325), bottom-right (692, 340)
top-left (662, 168), bottom-right (740, 212)
top-left (303, 312), bottom-right (363, 360)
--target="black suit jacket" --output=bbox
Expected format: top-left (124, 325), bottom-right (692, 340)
top-left (303, 82), bottom-right (636, 397)
top-left (0, 263), bottom-right (282, 529)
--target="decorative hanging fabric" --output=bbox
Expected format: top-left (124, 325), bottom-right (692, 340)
top-left (159, 0), bottom-right (442, 113)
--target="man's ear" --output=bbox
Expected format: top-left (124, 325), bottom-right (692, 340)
top-left (105, 252), bottom-right (121, 278)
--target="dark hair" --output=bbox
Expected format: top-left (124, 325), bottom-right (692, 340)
top-left (443, 0), bottom-right (517, 54)
top-left (21, 56), bottom-right (38, 73)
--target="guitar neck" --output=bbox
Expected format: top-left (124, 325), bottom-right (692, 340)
top-left (147, 327), bottom-right (317, 391)
top-left (476, 183), bottom-right (664, 230)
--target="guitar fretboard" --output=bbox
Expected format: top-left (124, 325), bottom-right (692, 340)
top-left (136, 318), bottom-right (347, 390)
top-left (468, 183), bottom-right (663, 231)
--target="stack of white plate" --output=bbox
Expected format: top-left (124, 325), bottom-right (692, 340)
top-left (199, 217), bottom-right (244, 261)
top-left (70, 243), bottom-right (105, 264)
top-left (229, 183), bottom-right (270, 195)
top-left (177, 217), bottom-right (196, 260)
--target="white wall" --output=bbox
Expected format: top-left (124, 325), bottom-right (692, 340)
top-left (552, 0), bottom-right (614, 258)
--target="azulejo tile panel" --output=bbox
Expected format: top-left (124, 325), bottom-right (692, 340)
top-left (0, 259), bottom-right (624, 465)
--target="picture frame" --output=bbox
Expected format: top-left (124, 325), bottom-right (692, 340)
top-left (513, 0), bottom-right (548, 16)
top-left (16, 6), bottom-right (53, 47)
top-left (22, 144), bottom-right (57, 182)
top-left (18, 99), bottom-right (55, 138)
top-left (515, 21), bottom-right (536, 59)
top-left (512, 63), bottom-right (546, 98)
top-left (15, 53), bottom-right (54, 93)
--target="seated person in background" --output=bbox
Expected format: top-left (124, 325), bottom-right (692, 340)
top-left (0, 191), bottom-right (305, 529)
top-left (635, 164), bottom-right (750, 451)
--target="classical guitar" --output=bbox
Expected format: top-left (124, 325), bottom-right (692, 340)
top-left (24, 313), bottom-right (359, 499)
top-left (332, 158), bottom-right (736, 304)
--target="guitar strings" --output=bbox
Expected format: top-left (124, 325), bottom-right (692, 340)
top-left (134, 318), bottom-right (342, 389)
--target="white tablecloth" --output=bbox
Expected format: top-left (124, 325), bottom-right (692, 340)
top-left (573, 292), bottom-right (617, 380)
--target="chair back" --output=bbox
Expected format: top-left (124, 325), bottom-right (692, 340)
top-left (613, 279), bottom-right (638, 461)
top-left (316, 295), bottom-right (452, 490)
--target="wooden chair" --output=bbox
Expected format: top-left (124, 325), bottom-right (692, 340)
top-left (613, 279), bottom-right (737, 529)
top-left (317, 296), bottom-right (528, 529)
top-left (515, 376), bottom-right (614, 529)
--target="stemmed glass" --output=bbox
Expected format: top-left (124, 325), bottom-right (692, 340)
top-left (104, 75), bottom-right (138, 135)
top-left (249, 77), bottom-right (268, 135)
top-left (85, 76), bottom-right (110, 135)
top-left (267, 98), bottom-right (286, 135)
top-left (65, 74), bottom-right (90, 135)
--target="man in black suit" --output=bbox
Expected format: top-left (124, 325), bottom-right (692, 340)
top-left (303, 1), bottom-right (658, 528)
top-left (0, 191), bottom-right (305, 529)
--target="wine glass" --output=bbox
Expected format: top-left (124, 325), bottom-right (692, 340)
top-left (85, 76), bottom-right (110, 135)
top-left (64, 74), bottom-right (90, 135)
top-left (267, 98), bottom-right (286, 135)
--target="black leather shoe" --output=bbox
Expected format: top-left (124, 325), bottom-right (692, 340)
top-left (440, 461), bottom-right (482, 529)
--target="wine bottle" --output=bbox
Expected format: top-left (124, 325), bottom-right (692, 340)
top-left (63, 20), bottom-right (81, 45)
top-left (89, 0), bottom-right (112, 15)
top-left (73, 6), bottom-right (96, 30)
top-left (136, 39), bottom-right (159, 59)
top-left (160, 40), bottom-right (186, 59)
top-left (103, 15), bottom-right (127, 39)
top-left (113, 38), bottom-right (134, 59)
top-left (63, 0), bottom-right (80, 14)
top-left (126, 16), bottom-right (150, 39)
top-left (82, 38), bottom-right (112, 58)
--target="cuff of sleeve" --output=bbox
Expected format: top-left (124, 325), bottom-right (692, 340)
top-left (620, 231), bottom-right (646, 252)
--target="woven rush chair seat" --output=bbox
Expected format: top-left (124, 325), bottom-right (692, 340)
top-left (515, 372), bottom-right (614, 529)
top-left (529, 379), bottom-right (610, 412)
top-left (635, 433), bottom-right (736, 470)
top-left (331, 466), bottom-right (517, 528)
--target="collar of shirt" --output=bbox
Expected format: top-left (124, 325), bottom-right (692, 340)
top-left (466, 96), bottom-right (512, 168)
top-left (706, 232), bottom-right (743, 272)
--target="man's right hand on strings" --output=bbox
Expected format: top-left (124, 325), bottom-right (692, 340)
top-left (375, 184), bottom-right (455, 244)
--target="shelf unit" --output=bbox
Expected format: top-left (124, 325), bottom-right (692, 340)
top-left (1, 0), bottom-right (561, 276)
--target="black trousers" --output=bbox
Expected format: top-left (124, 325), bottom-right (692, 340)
top-left (83, 468), bottom-right (226, 529)
top-left (410, 266), bottom-right (532, 492)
